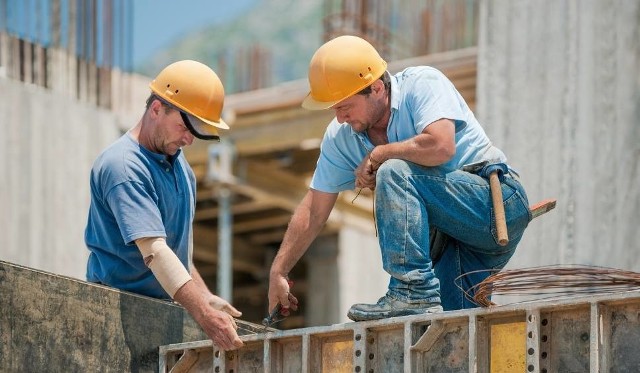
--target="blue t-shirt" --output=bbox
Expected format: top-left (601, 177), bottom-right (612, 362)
top-left (84, 133), bottom-right (195, 299)
top-left (310, 66), bottom-right (506, 193)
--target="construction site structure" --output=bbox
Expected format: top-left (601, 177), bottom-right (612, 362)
top-left (2, 1), bottom-right (640, 371)
top-left (160, 291), bottom-right (640, 373)
top-left (2, 259), bottom-right (640, 372)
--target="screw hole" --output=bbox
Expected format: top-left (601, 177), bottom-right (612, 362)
top-left (541, 318), bottom-right (548, 326)
top-left (581, 333), bottom-right (590, 342)
top-left (528, 364), bottom-right (534, 372)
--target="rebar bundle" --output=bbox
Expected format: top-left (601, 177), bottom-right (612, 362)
top-left (456, 264), bottom-right (640, 307)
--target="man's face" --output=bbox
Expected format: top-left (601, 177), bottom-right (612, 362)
top-left (152, 101), bottom-right (195, 155)
top-left (331, 82), bottom-right (386, 133)
top-left (333, 94), bottom-right (370, 132)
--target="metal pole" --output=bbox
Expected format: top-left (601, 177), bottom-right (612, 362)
top-left (217, 185), bottom-right (232, 301)
top-left (208, 140), bottom-right (235, 302)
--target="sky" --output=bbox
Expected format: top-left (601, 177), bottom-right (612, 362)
top-left (132, 0), bottom-right (258, 68)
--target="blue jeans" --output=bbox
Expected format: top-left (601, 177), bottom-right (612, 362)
top-left (374, 159), bottom-right (531, 311)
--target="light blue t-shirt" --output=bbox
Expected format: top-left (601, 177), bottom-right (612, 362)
top-left (84, 133), bottom-right (195, 299)
top-left (310, 66), bottom-right (506, 193)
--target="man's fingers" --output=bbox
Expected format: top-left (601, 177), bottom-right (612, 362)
top-left (279, 290), bottom-right (292, 308)
top-left (212, 324), bottom-right (244, 351)
top-left (223, 304), bottom-right (242, 318)
top-left (288, 293), bottom-right (299, 311)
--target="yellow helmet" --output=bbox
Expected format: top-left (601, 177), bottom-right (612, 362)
top-left (302, 35), bottom-right (387, 110)
top-left (149, 60), bottom-right (228, 140)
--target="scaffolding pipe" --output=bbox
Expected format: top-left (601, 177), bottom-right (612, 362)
top-left (208, 141), bottom-right (235, 302)
top-left (217, 186), bottom-right (232, 301)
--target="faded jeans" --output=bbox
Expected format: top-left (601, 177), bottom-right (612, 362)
top-left (374, 159), bottom-right (531, 311)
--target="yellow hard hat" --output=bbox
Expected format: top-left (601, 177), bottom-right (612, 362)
top-left (302, 35), bottom-right (387, 110)
top-left (149, 60), bottom-right (228, 140)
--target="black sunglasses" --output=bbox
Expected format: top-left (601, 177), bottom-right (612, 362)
top-left (179, 111), bottom-right (220, 141)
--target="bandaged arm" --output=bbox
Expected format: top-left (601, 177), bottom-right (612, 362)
top-left (136, 237), bottom-right (192, 298)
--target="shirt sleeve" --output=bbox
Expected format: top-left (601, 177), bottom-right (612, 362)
top-left (105, 181), bottom-right (166, 245)
top-left (310, 149), bottom-right (356, 193)
top-left (309, 123), bottom-right (362, 193)
top-left (406, 68), bottom-right (467, 133)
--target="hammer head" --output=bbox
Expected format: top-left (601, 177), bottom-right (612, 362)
top-left (461, 160), bottom-right (488, 174)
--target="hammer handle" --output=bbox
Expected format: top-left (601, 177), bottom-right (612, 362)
top-left (489, 172), bottom-right (509, 246)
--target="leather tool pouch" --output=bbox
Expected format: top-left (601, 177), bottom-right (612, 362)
top-left (429, 227), bottom-right (449, 263)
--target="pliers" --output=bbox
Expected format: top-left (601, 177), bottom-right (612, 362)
top-left (262, 280), bottom-right (297, 330)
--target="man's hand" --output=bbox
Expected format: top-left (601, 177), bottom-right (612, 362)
top-left (174, 280), bottom-right (243, 351)
top-left (268, 274), bottom-right (298, 316)
top-left (355, 154), bottom-right (378, 190)
top-left (208, 294), bottom-right (242, 318)
top-left (197, 307), bottom-right (244, 351)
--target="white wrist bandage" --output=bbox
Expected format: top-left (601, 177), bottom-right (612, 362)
top-left (136, 237), bottom-right (192, 298)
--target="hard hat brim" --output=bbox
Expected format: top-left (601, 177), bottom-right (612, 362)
top-left (301, 93), bottom-right (339, 111)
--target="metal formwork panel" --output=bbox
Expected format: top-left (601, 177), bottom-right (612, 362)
top-left (159, 290), bottom-right (640, 373)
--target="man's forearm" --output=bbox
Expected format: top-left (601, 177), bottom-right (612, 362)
top-left (173, 279), bottom-right (207, 320)
top-left (270, 217), bottom-right (319, 277)
top-left (370, 119), bottom-right (456, 167)
top-left (271, 190), bottom-right (337, 276)
top-left (190, 265), bottom-right (211, 296)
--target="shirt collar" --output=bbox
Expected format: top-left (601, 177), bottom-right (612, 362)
top-left (125, 132), bottom-right (182, 165)
top-left (389, 73), bottom-right (400, 112)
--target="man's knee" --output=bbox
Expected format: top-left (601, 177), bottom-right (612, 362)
top-left (376, 159), bottom-right (412, 180)
top-left (376, 159), bottom-right (445, 183)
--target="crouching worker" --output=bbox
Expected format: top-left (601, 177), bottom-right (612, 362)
top-left (268, 36), bottom-right (531, 322)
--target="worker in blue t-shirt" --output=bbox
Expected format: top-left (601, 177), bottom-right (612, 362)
top-left (85, 60), bottom-right (243, 350)
top-left (268, 35), bottom-right (531, 322)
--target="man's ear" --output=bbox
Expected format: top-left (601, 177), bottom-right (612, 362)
top-left (372, 79), bottom-right (385, 95)
top-left (149, 99), bottom-right (162, 117)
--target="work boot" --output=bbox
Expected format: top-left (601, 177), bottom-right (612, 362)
top-left (347, 294), bottom-right (442, 321)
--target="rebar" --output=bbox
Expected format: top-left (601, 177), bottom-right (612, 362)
top-left (455, 264), bottom-right (640, 307)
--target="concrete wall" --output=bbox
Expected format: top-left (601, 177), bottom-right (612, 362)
top-left (0, 260), bottom-right (208, 372)
top-left (0, 78), bottom-right (121, 279)
top-left (476, 0), bottom-right (640, 271)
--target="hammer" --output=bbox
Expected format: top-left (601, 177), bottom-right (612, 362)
top-left (462, 160), bottom-right (509, 246)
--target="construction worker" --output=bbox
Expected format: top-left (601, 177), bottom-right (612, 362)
top-left (268, 35), bottom-right (531, 321)
top-left (84, 60), bottom-right (243, 350)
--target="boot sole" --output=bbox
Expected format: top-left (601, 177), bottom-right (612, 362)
top-left (347, 306), bottom-right (443, 322)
